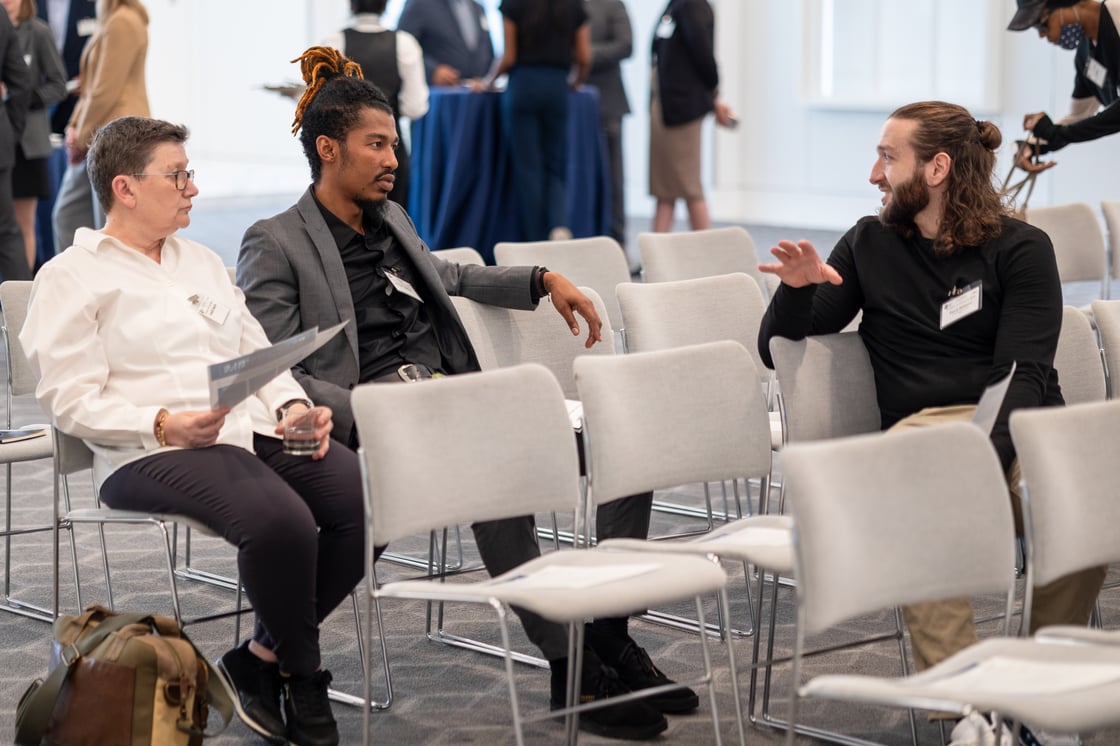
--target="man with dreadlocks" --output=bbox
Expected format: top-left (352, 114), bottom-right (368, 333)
top-left (236, 47), bottom-right (679, 742)
top-left (758, 101), bottom-right (1106, 740)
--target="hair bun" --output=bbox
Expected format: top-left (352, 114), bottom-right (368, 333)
top-left (289, 46), bottom-right (364, 135)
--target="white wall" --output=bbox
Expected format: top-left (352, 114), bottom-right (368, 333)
top-left (141, 0), bottom-right (1120, 231)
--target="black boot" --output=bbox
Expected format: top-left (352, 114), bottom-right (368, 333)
top-left (282, 670), bottom-right (339, 746)
top-left (216, 640), bottom-right (286, 743)
top-left (549, 649), bottom-right (668, 741)
top-left (586, 625), bottom-right (700, 714)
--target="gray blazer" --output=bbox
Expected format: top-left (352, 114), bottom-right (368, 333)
top-left (237, 187), bottom-right (537, 437)
top-left (586, 0), bottom-right (632, 122)
top-left (16, 17), bottom-right (66, 159)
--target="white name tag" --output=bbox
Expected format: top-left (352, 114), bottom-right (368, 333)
top-left (1087, 58), bottom-right (1108, 88)
top-left (76, 17), bottom-right (97, 37)
top-left (940, 281), bottom-right (982, 329)
top-left (386, 270), bottom-right (423, 303)
top-left (188, 293), bottom-right (230, 325)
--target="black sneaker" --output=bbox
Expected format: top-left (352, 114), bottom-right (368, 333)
top-left (587, 627), bottom-right (700, 714)
top-left (550, 652), bottom-right (668, 741)
top-left (216, 640), bottom-right (286, 743)
top-left (282, 669), bottom-right (339, 746)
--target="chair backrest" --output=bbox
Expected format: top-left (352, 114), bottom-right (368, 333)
top-left (1091, 299), bottom-right (1120, 398)
top-left (0, 281), bottom-right (38, 399)
top-left (1053, 305), bottom-right (1107, 405)
top-left (352, 363), bottom-right (581, 546)
top-left (575, 340), bottom-right (772, 504)
top-left (1099, 199), bottom-right (1120, 282)
top-left (1024, 202), bottom-right (1108, 285)
top-left (616, 273), bottom-right (768, 375)
top-left (636, 226), bottom-right (770, 297)
top-left (450, 287), bottom-right (615, 399)
top-left (433, 246), bottom-right (486, 267)
top-left (769, 333), bottom-right (881, 443)
top-left (493, 237), bottom-right (631, 332)
top-left (1010, 399), bottom-right (1120, 587)
top-left (52, 428), bottom-right (94, 478)
top-left (784, 422), bottom-right (1016, 635)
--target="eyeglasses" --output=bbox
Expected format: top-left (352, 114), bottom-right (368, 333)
top-left (131, 169), bottom-right (195, 191)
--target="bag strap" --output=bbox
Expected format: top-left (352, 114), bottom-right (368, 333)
top-left (177, 627), bottom-right (235, 737)
top-left (15, 611), bottom-right (150, 745)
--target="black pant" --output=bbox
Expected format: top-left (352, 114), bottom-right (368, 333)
top-left (0, 163), bottom-right (30, 281)
top-left (100, 436), bottom-right (366, 676)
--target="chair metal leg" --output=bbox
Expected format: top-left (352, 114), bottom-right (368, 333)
top-left (331, 585), bottom-right (392, 712)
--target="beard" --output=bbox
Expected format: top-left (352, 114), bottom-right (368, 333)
top-left (878, 167), bottom-right (930, 231)
top-left (357, 196), bottom-right (390, 227)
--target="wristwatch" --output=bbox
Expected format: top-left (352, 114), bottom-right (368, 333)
top-left (276, 398), bottom-right (313, 422)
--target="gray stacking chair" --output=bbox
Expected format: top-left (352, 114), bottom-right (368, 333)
top-left (1053, 305), bottom-right (1107, 405)
top-left (784, 421), bottom-right (1120, 742)
top-left (1024, 202), bottom-right (1109, 307)
top-left (352, 363), bottom-right (733, 746)
top-left (636, 226), bottom-right (773, 299)
top-left (493, 236), bottom-right (631, 339)
top-left (614, 275), bottom-right (776, 628)
top-left (1090, 299), bottom-right (1120, 398)
top-left (433, 246), bottom-right (486, 266)
top-left (575, 340), bottom-right (789, 743)
top-left (1102, 199), bottom-right (1120, 298)
top-left (0, 280), bottom-right (80, 621)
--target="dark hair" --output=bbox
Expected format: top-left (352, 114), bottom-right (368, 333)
top-left (290, 46), bottom-right (394, 183)
top-left (87, 116), bottom-right (189, 211)
top-left (888, 101), bottom-right (1005, 255)
top-left (351, 0), bottom-right (387, 13)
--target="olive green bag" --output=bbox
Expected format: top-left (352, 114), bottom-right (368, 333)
top-left (14, 605), bottom-right (233, 746)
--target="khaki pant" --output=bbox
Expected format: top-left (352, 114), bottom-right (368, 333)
top-left (890, 406), bottom-right (1107, 677)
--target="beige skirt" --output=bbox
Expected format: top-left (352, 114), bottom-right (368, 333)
top-left (648, 70), bottom-right (704, 201)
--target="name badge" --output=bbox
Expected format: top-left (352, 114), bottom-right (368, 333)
top-left (1086, 58), bottom-right (1108, 88)
top-left (23, 54), bottom-right (31, 66)
top-left (187, 293), bottom-right (230, 325)
top-left (656, 15), bottom-right (676, 39)
top-left (479, 15), bottom-right (489, 32)
top-left (940, 281), bottom-right (982, 330)
top-left (76, 17), bottom-right (97, 37)
top-left (385, 270), bottom-right (423, 302)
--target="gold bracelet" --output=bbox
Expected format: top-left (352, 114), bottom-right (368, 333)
top-left (154, 408), bottom-right (169, 447)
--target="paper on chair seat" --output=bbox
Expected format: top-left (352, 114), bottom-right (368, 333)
top-left (927, 656), bottom-right (1120, 695)
top-left (497, 562), bottom-right (660, 590)
top-left (700, 525), bottom-right (788, 546)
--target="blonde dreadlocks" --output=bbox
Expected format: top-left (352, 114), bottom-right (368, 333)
top-left (290, 46), bottom-right (364, 135)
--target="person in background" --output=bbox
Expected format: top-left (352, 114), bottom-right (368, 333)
top-left (239, 46), bottom-right (694, 741)
top-left (587, 0), bottom-right (632, 260)
top-left (757, 100), bottom-right (1105, 745)
top-left (476, 0), bottom-right (590, 242)
top-left (50, 0), bottom-right (148, 254)
top-left (321, 0), bottom-right (428, 207)
top-left (0, 9), bottom-right (30, 281)
top-left (398, 0), bottom-right (493, 86)
top-left (22, 115), bottom-right (366, 746)
top-left (649, 0), bottom-right (735, 233)
top-left (3, 0), bottom-right (65, 273)
top-left (35, 0), bottom-right (94, 136)
top-left (1007, 0), bottom-right (1119, 173)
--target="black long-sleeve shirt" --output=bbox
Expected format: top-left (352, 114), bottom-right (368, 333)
top-left (758, 216), bottom-right (1065, 472)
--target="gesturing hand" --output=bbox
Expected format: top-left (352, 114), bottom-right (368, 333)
top-left (758, 239), bottom-right (844, 289)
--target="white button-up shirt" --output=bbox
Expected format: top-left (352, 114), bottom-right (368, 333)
top-left (21, 228), bottom-right (310, 489)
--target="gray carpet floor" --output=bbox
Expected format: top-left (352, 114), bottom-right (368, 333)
top-left (0, 200), bottom-right (1116, 745)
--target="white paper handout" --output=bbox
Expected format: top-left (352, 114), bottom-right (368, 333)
top-left (208, 321), bottom-right (347, 409)
top-left (927, 655), bottom-right (1120, 696)
top-left (970, 361), bottom-right (1017, 436)
top-left (495, 563), bottom-right (661, 591)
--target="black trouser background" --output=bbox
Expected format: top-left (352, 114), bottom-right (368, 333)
top-left (100, 436), bottom-right (366, 676)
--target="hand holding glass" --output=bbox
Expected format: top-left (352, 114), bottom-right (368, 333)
top-left (282, 406), bottom-right (325, 456)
